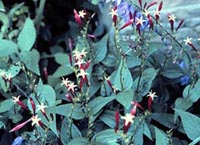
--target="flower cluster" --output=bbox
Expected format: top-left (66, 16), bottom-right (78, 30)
top-left (115, 90), bottom-right (157, 134)
top-left (10, 95), bottom-right (48, 132)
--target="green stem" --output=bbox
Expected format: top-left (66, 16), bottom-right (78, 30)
top-left (12, 80), bottom-right (29, 98)
top-left (34, 0), bottom-right (46, 29)
top-left (68, 103), bottom-right (75, 140)
top-left (127, 115), bottom-right (146, 145)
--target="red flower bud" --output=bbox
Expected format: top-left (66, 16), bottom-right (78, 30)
top-left (138, 0), bottom-right (142, 8)
top-left (158, 1), bottom-right (163, 11)
top-left (9, 118), bottom-right (31, 132)
top-left (74, 9), bottom-right (82, 25)
top-left (43, 67), bottom-right (48, 81)
top-left (30, 97), bottom-right (36, 114)
top-left (119, 19), bottom-right (134, 31)
top-left (176, 19), bottom-right (184, 31)
top-left (114, 111), bottom-right (120, 133)
top-left (148, 97), bottom-right (153, 111)
top-left (146, 1), bottom-right (157, 9)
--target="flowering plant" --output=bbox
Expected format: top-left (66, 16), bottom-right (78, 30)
top-left (0, 0), bottom-right (200, 144)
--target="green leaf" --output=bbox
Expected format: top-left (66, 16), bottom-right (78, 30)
top-left (54, 53), bottom-right (71, 65)
top-left (0, 99), bottom-right (13, 113)
top-left (155, 126), bottom-right (168, 145)
top-left (126, 55), bottom-right (141, 68)
top-left (183, 79), bottom-right (200, 102)
top-left (175, 109), bottom-right (200, 140)
top-left (143, 122), bottom-right (152, 140)
top-left (67, 137), bottom-right (89, 145)
top-left (93, 34), bottom-right (108, 64)
top-left (90, 0), bottom-right (100, 5)
top-left (92, 129), bottom-right (121, 144)
top-left (17, 18), bottom-right (36, 51)
top-left (61, 117), bottom-right (81, 145)
top-left (7, 65), bottom-right (21, 77)
top-left (102, 52), bottom-right (117, 67)
top-left (53, 65), bottom-right (73, 77)
top-left (151, 113), bottom-right (176, 129)
top-left (133, 68), bottom-right (158, 101)
top-left (115, 89), bottom-right (133, 108)
top-left (174, 98), bottom-right (193, 122)
top-left (19, 49), bottom-right (40, 75)
top-left (47, 112), bottom-right (58, 136)
top-left (0, 40), bottom-right (18, 57)
top-left (0, 76), bottom-right (9, 92)
top-left (37, 81), bottom-right (56, 106)
top-left (0, 121), bottom-right (5, 129)
top-left (133, 121), bottom-right (144, 145)
top-left (189, 136), bottom-right (200, 145)
top-left (88, 96), bottom-right (115, 115)
top-left (113, 58), bottom-right (133, 91)
top-left (55, 104), bottom-right (85, 120)
top-left (99, 110), bottom-right (117, 128)
top-left (162, 62), bottom-right (184, 79)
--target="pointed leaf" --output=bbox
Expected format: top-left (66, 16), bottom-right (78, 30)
top-left (175, 109), bottom-right (200, 140)
top-left (88, 96), bottom-right (115, 115)
top-left (19, 49), bottom-right (40, 75)
top-left (155, 126), bottom-right (168, 145)
top-left (115, 89), bottom-right (133, 108)
top-left (93, 34), bottom-right (108, 64)
top-left (17, 18), bottom-right (36, 51)
top-left (113, 59), bottom-right (133, 91)
top-left (0, 40), bottom-right (18, 57)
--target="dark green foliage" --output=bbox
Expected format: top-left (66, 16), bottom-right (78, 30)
top-left (0, 0), bottom-right (199, 145)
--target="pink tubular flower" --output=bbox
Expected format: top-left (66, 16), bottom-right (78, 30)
top-left (138, 0), bottom-right (142, 8)
top-left (131, 101), bottom-right (144, 111)
top-left (176, 19), bottom-right (184, 31)
top-left (43, 67), bottom-right (48, 81)
top-left (119, 19), bottom-right (133, 31)
top-left (74, 9), bottom-right (82, 25)
top-left (168, 14), bottom-right (176, 32)
top-left (12, 96), bottom-right (28, 111)
top-left (147, 90), bottom-right (157, 111)
top-left (114, 111), bottom-right (120, 133)
top-left (121, 113), bottom-right (135, 134)
top-left (9, 118), bottom-right (31, 133)
top-left (184, 37), bottom-right (197, 51)
top-left (109, 6), bottom-right (118, 26)
top-left (146, 1), bottom-right (157, 10)
top-left (29, 97), bottom-right (36, 115)
top-left (66, 94), bottom-right (73, 102)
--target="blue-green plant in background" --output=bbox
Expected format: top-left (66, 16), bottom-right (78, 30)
top-left (0, 0), bottom-right (200, 144)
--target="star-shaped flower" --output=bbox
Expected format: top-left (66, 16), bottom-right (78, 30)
top-left (154, 9), bottom-right (160, 17)
top-left (109, 8), bottom-right (118, 18)
top-left (75, 59), bottom-right (85, 68)
top-left (0, 69), bottom-right (6, 77)
top-left (121, 113), bottom-right (135, 126)
top-left (61, 77), bottom-right (71, 87)
top-left (6, 73), bottom-right (13, 81)
top-left (36, 103), bottom-right (47, 113)
top-left (184, 37), bottom-right (192, 45)
top-left (168, 14), bottom-right (176, 22)
top-left (135, 16), bottom-right (146, 26)
top-left (143, 9), bottom-right (150, 17)
top-left (12, 96), bottom-right (20, 103)
top-left (147, 90), bottom-right (157, 100)
top-left (67, 82), bottom-right (77, 92)
top-left (80, 49), bottom-right (87, 58)
top-left (78, 10), bottom-right (86, 18)
top-left (73, 49), bottom-right (87, 60)
top-left (77, 69), bottom-right (89, 78)
top-left (31, 115), bottom-right (41, 126)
